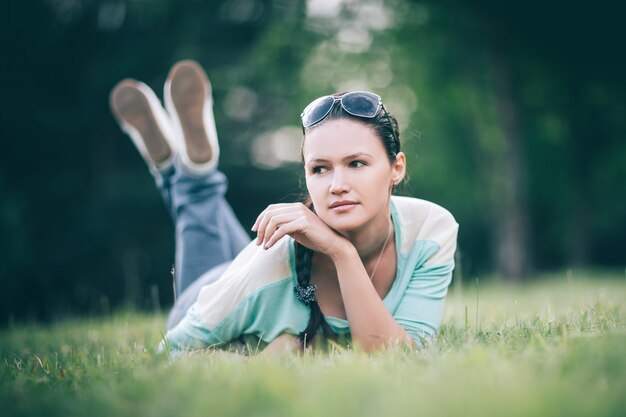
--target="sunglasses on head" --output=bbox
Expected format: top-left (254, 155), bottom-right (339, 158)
top-left (300, 91), bottom-right (399, 151)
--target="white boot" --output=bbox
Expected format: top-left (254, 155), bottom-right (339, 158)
top-left (110, 79), bottom-right (176, 170)
top-left (164, 60), bottom-right (220, 175)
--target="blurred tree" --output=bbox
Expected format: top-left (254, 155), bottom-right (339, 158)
top-left (392, 0), bottom-right (625, 280)
top-left (1, 0), bottom-right (624, 323)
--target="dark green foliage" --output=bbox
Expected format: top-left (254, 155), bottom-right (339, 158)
top-left (0, 0), bottom-right (624, 322)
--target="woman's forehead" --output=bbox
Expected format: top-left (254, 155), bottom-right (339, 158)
top-left (302, 119), bottom-right (386, 161)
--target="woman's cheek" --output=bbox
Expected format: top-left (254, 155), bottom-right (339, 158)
top-left (307, 182), bottom-right (326, 208)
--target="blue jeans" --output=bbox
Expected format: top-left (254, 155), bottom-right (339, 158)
top-left (152, 158), bottom-right (251, 330)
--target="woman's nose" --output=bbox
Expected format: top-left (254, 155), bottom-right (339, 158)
top-left (329, 170), bottom-right (350, 194)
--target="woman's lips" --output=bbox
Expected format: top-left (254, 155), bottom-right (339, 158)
top-left (330, 202), bottom-right (358, 213)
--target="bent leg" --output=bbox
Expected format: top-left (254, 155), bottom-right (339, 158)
top-left (171, 162), bottom-right (251, 296)
top-left (111, 63), bottom-right (251, 312)
top-left (151, 164), bottom-right (176, 220)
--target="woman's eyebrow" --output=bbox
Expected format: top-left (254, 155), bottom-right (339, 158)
top-left (306, 152), bottom-right (374, 165)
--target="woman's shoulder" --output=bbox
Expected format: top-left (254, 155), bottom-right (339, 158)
top-left (391, 195), bottom-right (458, 254)
top-left (391, 195), bottom-right (456, 223)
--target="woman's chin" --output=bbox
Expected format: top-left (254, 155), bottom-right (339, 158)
top-left (321, 213), bottom-right (365, 235)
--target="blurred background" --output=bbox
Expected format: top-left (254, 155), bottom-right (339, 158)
top-left (1, 0), bottom-right (624, 324)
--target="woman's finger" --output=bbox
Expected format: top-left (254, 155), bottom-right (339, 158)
top-left (262, 213), bottom-right (304, 248)
top-left (264, 217), bottom-right (307, 249)
top-left (253, 211), bottom-right (267, 244)
top-left (253, 206), bottom-right (280, 244)
top-left (255, 204), bottom-right (303, 245)
top-left (259, 210), bottom-right (301, 247)
top-left (251, 213), bottom-right (262, 232)
top-left (251, 203), bottom-right (292, 232)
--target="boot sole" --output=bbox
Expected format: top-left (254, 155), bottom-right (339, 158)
top-left (168, 62), bottom-right (213, 164)
top-left (110, 81), bottom-right (172, 164)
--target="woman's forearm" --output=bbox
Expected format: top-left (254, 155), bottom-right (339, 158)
top-left (260, 333), bottom-right (301, 357)
top-left (330, 244), bottom-right (416, 352)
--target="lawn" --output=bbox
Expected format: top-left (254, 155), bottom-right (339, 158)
top-left (1, 270), bottom-right (625, 417)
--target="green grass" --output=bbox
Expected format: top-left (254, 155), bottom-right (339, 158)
top-left (1, 270), bottom-right (625, 417)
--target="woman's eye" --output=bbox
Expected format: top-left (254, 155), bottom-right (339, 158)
top-left (311, 166), bottom-right (328, 174)
top-left (349, 160), bottom-right (366, 168)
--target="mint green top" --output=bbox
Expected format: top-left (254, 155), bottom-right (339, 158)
top-left (161, 196), bottom-right (458, 355)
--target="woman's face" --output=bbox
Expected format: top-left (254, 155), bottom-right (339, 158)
top-left (302, 118), bottom-right (405, 233)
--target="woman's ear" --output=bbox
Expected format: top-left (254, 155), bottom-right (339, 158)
top-left (392, 152), bottom-right (406, 185)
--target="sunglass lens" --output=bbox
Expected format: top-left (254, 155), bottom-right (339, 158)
top-left (302, 96), bottom-right (335, 127)
top-left (341, 92), bottom-right (380, 118)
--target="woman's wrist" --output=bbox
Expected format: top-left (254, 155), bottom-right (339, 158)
top-left (328, 240), bottom-right (357, 262)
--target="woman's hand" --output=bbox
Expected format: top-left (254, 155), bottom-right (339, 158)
top-left (251, 203), bottom-right (350, 257)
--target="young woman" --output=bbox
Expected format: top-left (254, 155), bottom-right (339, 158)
top-left (110, 60), bottom-right (458, 357)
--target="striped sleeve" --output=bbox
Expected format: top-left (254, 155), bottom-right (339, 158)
top-left (393, 206), bottom-right (458, 347)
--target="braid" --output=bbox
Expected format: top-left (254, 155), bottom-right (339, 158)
top-left (295, 201), bottom-right (335, 348)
